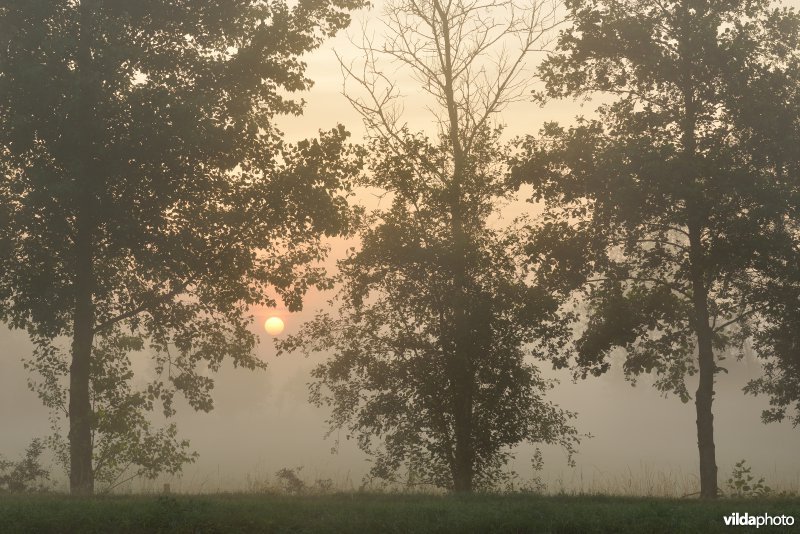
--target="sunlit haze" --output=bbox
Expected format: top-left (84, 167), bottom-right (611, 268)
top-left (3, 0), bottom-right (800, 496)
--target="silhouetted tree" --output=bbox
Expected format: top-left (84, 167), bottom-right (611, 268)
top-left (0, 0), bottom-right (364, 495)
top-left (510, 0), bottom-right (800, 498)
top-left (278, 0), bottom-right (580, 492)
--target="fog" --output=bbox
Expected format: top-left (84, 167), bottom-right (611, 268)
top-left (3, 4), bottom-right (800, 494)
top-left (4, 308), bottom-right (799, 493)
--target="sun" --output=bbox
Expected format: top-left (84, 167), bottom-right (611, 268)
top-left (264, 316), bottom-right (285, 336)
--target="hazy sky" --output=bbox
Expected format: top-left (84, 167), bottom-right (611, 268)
top-left (3, 2), bottom-right (800, 494)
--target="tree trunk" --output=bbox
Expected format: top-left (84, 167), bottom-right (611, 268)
top-left (449, 176), bottom-right (473, 494)
top-left (70, 0), bottom-right (97, 495)
top-left (432, 0), bottom-right (475, 493)
top-left (449, 170), bottom-right (474, 493)
top-left (680, 0), bottom-right (717, 499)
top-left (688, 223), bottom-right (718, 499)
top-left (451, 323), bottom-right (474, 492)
top-left (69, 204), bottom-right (95, 495)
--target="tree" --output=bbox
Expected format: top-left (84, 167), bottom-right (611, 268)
top-left (0, 0), bottom-right (364, 495)
top-left (278, 0), bottom-right (580, 492)
top-left (510, 0), bottom-right (800, 498)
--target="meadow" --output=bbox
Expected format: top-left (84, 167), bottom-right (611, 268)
top-left (2, 492), bottom-right (800, 533)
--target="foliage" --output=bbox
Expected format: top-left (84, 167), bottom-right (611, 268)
top-left (271, 466), bottom-right (335, 495)
top-left (275, 467), bottom-right (307, 495)
top-left (26, 333), bottom-right (198, 491)
top-left (0, 439), bottom-right (52, 494)
top-left (0, 0), bottom-right (365, 493)
top-left (725, 460), bottom-right (772, 498)
top-left (739, 51), bottom-right (800, 424)
top-left (745, 279), bottom-right (800, 427)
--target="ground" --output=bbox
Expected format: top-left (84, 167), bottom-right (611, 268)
top-left (1, 493), bottom-right (799, 532)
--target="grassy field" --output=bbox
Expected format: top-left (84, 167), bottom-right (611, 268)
top-left (1, 493), bottom-right (800, 533)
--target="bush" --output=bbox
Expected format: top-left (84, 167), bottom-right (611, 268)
top-left (275, 467), bottom-right (306, 495)
top-left (0, 439), bottom-right (52, 493)
top-left (725, 460), bottom-right (771, 498)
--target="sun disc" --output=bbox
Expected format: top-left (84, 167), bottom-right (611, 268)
top-left (264, 316), bottom-right (285, 336)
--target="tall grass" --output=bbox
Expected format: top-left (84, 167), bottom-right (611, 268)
top-left (105, 461), bottom-right (798, 500)
top-left (546, 463), bottom-right (700, 497)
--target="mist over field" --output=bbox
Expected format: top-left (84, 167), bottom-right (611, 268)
top-left (4, 292), bottom-right (800, 493)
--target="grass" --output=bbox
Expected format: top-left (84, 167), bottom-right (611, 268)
top-left (2, 493), bottom-right (800, 533)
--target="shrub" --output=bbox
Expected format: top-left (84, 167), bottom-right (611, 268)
top-left (275, 467), bottom-right (306, 495)
top-left (725, 460), bottom-right (771, 498)
top-left (0, 439), bottom-right (52, 493)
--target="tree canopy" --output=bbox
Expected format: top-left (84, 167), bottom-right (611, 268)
top-left (742, 54), bottom-right (800, 428)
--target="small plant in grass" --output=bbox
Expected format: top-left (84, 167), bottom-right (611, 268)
top-left (275, 467), bottom-right (306, 495)
top-left (726, 460), bottom-right (771, 498)
top-left (503, 449), bottom-right (547, 494)
top-left (522, 448), bottom-right (548, 494)
top-left (0, 439), bottom-right (52, 493)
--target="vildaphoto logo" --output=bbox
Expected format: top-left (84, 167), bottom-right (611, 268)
top-left (723, 513), bottom-right (795, 528)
